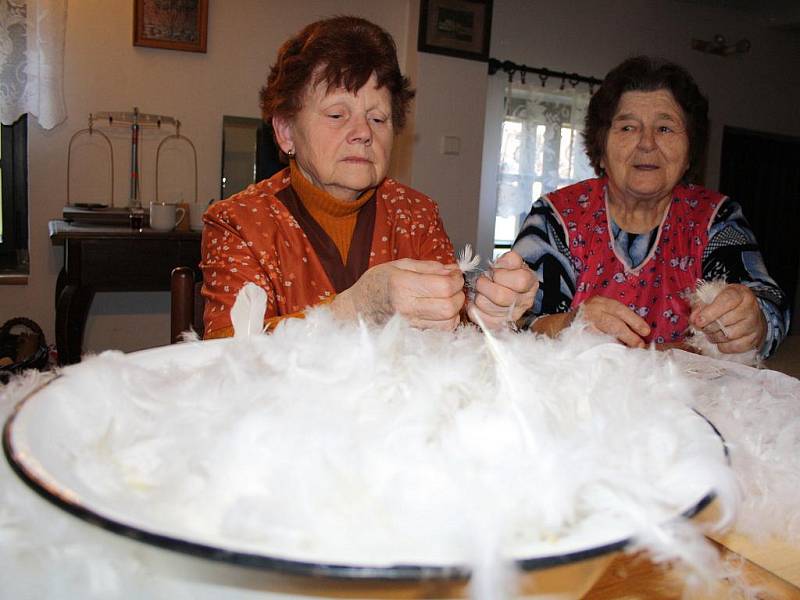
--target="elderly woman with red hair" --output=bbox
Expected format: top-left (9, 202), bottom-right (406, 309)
top-left (201, 16), bottom-right (536, 338)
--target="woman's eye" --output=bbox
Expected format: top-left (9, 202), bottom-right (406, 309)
top-left (370, 116), bottom-right (387, 124)
top-left (620, 125), bottom-right (635, 132)
top-left (327, 114), bottom-right (343, 120)
top-left (658, 125), bottom-right (673, 133)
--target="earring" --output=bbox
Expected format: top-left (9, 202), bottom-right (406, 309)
top-left (287, 148), bottom-right (295, 157)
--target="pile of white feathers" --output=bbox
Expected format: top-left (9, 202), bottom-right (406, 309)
top-left (0, 278), bottom-right (798, 599)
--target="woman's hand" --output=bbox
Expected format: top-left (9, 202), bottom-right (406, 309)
top-left (331, 259), bottom-right (465, 331)
top-left (467, 251), bottom-right (538, 331)
top-left (689, 283), bottom-right (766, 353)
top-left (577, 296), bottom-right (651, 348)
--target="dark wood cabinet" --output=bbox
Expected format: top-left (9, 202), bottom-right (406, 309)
top-left (49, 220), bottom-right (201, 364)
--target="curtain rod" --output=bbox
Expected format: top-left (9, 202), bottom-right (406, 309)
top-left (488, 58), bottom-right (603, 89)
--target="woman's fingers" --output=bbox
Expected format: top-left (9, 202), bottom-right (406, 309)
top-left (392, 266), bottom-right (463, 298)
top-left (391, 258), bottom-right (462, 278)
top-left (387, 262), bottom-right (464, 323)
top-left (692, 284), bottom-right (743, 326)
top-left (691, 284), bottom-right (766, 352)
top-left (595, 312), bottom-right (647, 348)
top-left (491, 251), bottom-right (539, 293)
top-left (334, 260), bottom-right (464, 327)
top-left (406, 314), bottom-right (462, 331)
top-left (492, 250), bottom-right (529, 274)
top-left (473, 275), bottom-right (518, 310)
top-left (607, 302), bottom-right (651, 337)
top-left (580, 297), bottom-right (650, 348)
top-left (705, 312), bottom-right (766, 353)
top-left (468, 252), bottom-right (538, 329)
top-left (467, 293), bottom-right (512, 331)
top-left (404, 290), bottom-right (466, 322)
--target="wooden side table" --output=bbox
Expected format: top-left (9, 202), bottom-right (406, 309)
top-left (49, 220), bottom-right (201, 364)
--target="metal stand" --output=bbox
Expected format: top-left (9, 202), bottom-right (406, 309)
top-left (155, 121), bottom-right (198, 204)
top-left (64, 108), bottom-right (197, 229)
top-left (66, 116), bottom-right (114, 207)
top-left (88, 107), bottom-right (181, 209)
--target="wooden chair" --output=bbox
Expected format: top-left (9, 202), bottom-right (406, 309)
top-left (170, 266), bottom-right (204, 343)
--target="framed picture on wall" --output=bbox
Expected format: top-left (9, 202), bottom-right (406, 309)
top-left (418, 0), bottom-right (493, 62)
top-left (133, 0), bottom-right (208, 53)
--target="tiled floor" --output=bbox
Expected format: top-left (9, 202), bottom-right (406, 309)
top-left (764, 334), bottom-right (800, 380)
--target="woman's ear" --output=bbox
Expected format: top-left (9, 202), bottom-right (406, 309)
top-left (272, 116), bottom-right (295, 155)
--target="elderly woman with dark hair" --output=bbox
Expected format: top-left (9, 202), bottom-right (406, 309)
top-left (513, 56), bottom-right (789, 357)
top-left (201, 16), bottom-right (536, 338)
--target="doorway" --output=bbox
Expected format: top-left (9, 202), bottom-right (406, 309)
top-left (719, 126), bottom-right (800, 332)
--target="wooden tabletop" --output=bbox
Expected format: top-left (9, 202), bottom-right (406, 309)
top-left (578, 496), bottom-right (800, 598)
top-left (584, 540), bottom-right (799, 599)
top-left (582, 501), bottom-right (800, 599)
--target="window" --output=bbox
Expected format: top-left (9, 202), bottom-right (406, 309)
top-left (493, 85), bottom-right (594, 258)
top-left (0, 115), bottom-right (28, 273)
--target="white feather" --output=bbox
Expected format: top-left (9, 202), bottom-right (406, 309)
top-left (178, 329), bottom-right (200, 343)
top-left (457, 243), bottom-right (481, 273)
top-left (2, 310), bottom-right (798, 597)
top-left (229, 283), bottom-right (267, 337)
top-left (458, 244), bottom-right (484, 304)
top-left (687, 279), bottom-right (759, 366)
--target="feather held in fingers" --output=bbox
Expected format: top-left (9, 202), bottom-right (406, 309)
top-left (457, 244), bottom-right (531, 444)
top-left (457, 243), bottom-right (482, 273)
top-left (458, 243), bottom-right (483, 302)
top-left (457, 245), bottom-right (518, 327)
top-left (687, 279), bottom-right (759, 366)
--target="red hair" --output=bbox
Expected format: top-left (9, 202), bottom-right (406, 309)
top-left (260, 16), bottom-right (415, 131)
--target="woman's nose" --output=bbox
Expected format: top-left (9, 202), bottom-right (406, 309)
top-left (637, 127), bottom-right (656, 151)
top-left (348, 114), bottom-right (372, 145)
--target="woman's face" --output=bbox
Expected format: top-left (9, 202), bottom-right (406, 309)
top-left (273, 73), bottom-right (394, 201)
top-left (601, 90), bottom-right (690, 204)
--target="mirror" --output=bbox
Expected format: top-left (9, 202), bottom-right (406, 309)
top-left (221, 116), bottom-right (284, 200)
top-left (221, 116), bottom-right (260, 199)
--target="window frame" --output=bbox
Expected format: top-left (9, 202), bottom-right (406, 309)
top-left (492, 87), bottom-right (593, 257)
top-left (0, 115), bottom-right (29, 272)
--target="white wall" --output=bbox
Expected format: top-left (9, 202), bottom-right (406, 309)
top-left (0, 0), bottom-right (412, 355)
top-left (3, 0), bottom-right (799, 356)
top-left (411, 0), bottom-right (800, 260)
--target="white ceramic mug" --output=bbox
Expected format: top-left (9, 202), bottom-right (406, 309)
top-left (189, 204), bottom-right (205, 231)
top-left (149, 202), bottom-right (186, 232)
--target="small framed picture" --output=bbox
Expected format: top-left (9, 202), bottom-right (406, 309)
top-left (418, 0), bottom-right (493, 62)
top-left (133, 0), bottom-right (208, 53)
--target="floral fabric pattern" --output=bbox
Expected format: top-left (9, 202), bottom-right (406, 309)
top-left (201, 168), bottom-right (455, 337)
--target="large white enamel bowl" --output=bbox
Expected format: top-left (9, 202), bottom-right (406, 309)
top-left (2, 339), bottom-right (724, 599)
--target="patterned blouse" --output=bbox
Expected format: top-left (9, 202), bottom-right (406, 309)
top-left (201, 168), bottom-right (455, 338)
top-left (512, 177), bottom-right (789, 357)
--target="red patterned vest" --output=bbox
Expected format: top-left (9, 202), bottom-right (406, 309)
top-left (545, 177), bottom-right (727, 344)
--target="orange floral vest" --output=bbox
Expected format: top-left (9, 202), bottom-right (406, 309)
top-left (201, 168), bottom-right (455, 338)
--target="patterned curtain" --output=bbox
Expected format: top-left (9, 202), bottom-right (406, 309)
top-left (494, 81), bottom-right (594, 249)
top-left (0, 0), bottom-right (68, 129)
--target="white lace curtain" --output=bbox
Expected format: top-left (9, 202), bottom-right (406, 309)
top-left (0, 0), bottom-right (68, 129)
top-left (495, 81), bottom-right (594, 225)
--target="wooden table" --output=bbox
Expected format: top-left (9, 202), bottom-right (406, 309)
top-left (49, 220), bottom-right (201, 365)
top-left (584, 544), bottom-right (799, 599)
top-left (583, 501), bottom-right (800, 598)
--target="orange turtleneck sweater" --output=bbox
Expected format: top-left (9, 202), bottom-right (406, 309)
top-left (202, 164), bottom-right (457, 339)
top-left (290, 161), bottom-right (374, 262)
top-left (206, 165), bottom-right (377, 338)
